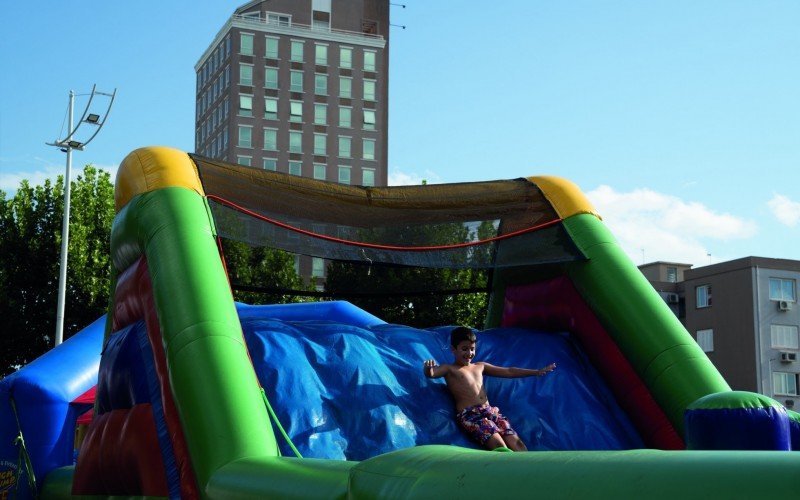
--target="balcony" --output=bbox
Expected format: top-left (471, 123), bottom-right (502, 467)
top-left (231, 14), bottom-right (385, 46)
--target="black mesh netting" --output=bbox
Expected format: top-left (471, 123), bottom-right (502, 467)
top-left (191, 155), bottom-right (584, 312)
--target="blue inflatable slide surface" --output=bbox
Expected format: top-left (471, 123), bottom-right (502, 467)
top-left (0, 301), bottom-right (643, 497)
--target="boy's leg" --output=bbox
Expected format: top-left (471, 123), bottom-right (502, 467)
top-left (483, 433), bottom-right (508, 450)
top-left (502, 434), bottom-right (527, 451)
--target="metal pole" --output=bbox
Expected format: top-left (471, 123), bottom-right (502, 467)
top-left (54, 90), bottom-right (74, 346)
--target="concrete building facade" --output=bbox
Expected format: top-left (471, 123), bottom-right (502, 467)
top-left (194, 0), bottom-right (389, 187)
top-left (641, 258), bottom-right (800, 410)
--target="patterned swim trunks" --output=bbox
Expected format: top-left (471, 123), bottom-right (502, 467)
top-left (456, 402), bottom-right (517, 445)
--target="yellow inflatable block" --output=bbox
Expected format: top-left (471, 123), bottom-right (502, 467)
top-left (115, 146), bottom-right (204, 211)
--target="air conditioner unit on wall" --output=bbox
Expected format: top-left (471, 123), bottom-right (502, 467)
top-left (780, 351), bottom-right (797, 363)
top-left (666, 293), bottom-right (679, 304)
top-left (778, 300), bottom-right (792, 311)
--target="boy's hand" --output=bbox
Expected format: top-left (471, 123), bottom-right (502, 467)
top-left (538, 362), bottom-right (557, 376)
top-left (423, 359), bottom-right (438, 378)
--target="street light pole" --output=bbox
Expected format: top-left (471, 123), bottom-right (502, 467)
top-left (47, 85), bottom-right (116, 347)
top-left (54, 91), bottom-right (75, 346)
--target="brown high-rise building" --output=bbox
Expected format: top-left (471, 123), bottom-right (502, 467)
top-left (194, 0), bottom-right (389, 187)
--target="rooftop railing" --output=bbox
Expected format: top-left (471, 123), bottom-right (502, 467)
top-left (232, 14), bottom-right (384, 42)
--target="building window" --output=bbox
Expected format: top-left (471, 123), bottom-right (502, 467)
top-left (314, 104), bottom-right (327, 125)
top-left (773, 372), bottom-right (799, 396)
top-left (363, 80), bottom-right (376, 101)
top-left (338, 166), bottom-right (351, 185)
top-left (263, 158), bottom-right (277, 171)
top-left (265, 37), bottom-right (279, 59)
top-left (264, 98), bottom-right (278, 120)
top-left (239, 64), bottom-right (253, 86)
top-left (268, 13), bottom-right (291, 27)
top-left (237, 126), bottom-right (252, 148)
top-left (315, 44), bottom-right (328, 65)
top-left (340, 77), bottom-right (352, 98)
top-left (289, 131), bottom-right (302, 153)
top-left (363, 109), bottom-right (376, 130)
top-left (314, 164), bottom-right (326, 180)
top-left (364, 50), bottom-right (376, 71)
top-left (770, 278), bottom-right (797, 302)
top-left (290, 71), bottom-right (303, 92)
top-left (238, 95), bottom-right (253, 117)
top-left (363, 138), bottom-right (375, 160)
top-left (771, 324), bottom-right (800, 350)
top-left (263, 128), bottom-right (277, 150)
top-left (340, 47), bottom-right (352, 69)
top-left (290, 101), bottom-right (303, 122)
top-left (237, 155), bottom-right (251, 166)
top-left (338, 136), bottom-right (351, 158)
top-left (362, 168), bottom-right (375, 187)
top-left (312, 257), bottom-right (325, 278)
top-left (339, 107), bottom-right (352, 128)
top-left (315, 74), bottom-right (327, 95)
top-left (265, 67), bottom-right (278, 89)
top-left (667, 266), bottom-right (678, 283)
top-left (291, 40), bottom-right (304, 62)
top-left (696, 329), bottom-right (713, 353)
top-left (696, 285), bottom-right (712, 308)
top-left (314, 134), bottom-right (327, 155)
top-left (289, 161), bottom-right (302, 176)
top-left (240, 33), bottom-right (254, 55)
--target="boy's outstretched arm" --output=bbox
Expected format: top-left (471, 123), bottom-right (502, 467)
top-left (423, 359), bottom-right (449, 378)
top-left (482, 362), bottom-right (556, 378)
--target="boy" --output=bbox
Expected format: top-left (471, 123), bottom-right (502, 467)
top-left (423, 326), bottom-right (556, 451)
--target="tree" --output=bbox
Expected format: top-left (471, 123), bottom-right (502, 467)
top-left (324, 221), bottom-right (493, 329)
top-left (220, 239), bottom-right (310, 305)
top-left (0, 166), bottom-right (115, 376)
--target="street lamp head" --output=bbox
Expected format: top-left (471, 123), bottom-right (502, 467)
top-left (86, 113), bottom-right (100, 124)
top-left (66, 140), bottom-right (83, 149)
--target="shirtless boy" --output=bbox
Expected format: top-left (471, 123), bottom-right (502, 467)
top-left (423, 326), bottom-right (556, 451)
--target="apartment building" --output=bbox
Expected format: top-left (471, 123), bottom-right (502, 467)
top-left (194, 0), bottom-right (390, 283)
top-left (194, 0), bottom-right (389, 187)
top-left (640, 258), bottom-right (800, 409)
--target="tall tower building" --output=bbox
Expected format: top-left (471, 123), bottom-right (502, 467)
top-left (195, 0), bottom-right (389, 187)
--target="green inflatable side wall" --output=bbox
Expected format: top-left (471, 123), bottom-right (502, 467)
top-left (562, 213), bottom-right (730, 434)
top-left (111, 187), bottom-right (279, 492)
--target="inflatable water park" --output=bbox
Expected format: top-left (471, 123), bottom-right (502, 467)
top-left (2, 146), bottom-right (800, 498)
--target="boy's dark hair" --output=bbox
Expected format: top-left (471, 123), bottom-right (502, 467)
top-left (450, 326), bottom-right (477, 347)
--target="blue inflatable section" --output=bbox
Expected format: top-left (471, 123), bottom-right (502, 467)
top-left (0, 316), bottom-right (105, 498)
top-left (239, 303), bottom-right (643, 460)
top-left (0, 301), bottom-right (645, 498)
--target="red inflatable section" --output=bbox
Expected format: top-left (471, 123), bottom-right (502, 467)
top-left (502, 275), bottom-right (684, 449)
top-left (72, 405), bottom-right (168, 495)
top-left (73, 257), bottom-right (199, 498)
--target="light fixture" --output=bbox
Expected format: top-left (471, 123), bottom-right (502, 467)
top-left (66, 140), bottom-right (83, 149)
top-left (86, 113), bottom-right (100, 124)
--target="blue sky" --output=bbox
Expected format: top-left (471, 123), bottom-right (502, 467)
top-left (1, 1), bottom-right (798, 267)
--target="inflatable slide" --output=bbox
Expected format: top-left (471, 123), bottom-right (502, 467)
top-left (2, 146), bottom-right (800, 499)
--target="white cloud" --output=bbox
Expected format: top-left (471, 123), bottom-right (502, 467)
top-left (0, 165), bottom-right (63, 191)
top-left (586, 185), bottom-right (758, 266)
top-left (0, 161), bottom-right (118, 192)
top-left (767, 194), bottom-right (800, 227)
top-left (388, 168), bottom-right (441, 186)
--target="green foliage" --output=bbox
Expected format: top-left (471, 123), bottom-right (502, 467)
top-left (325, 220), bottom-right (491, 329)
top-left (220, 239), bottom-right (311, 305)
top-left (0, 166), bottom-right (114, 376)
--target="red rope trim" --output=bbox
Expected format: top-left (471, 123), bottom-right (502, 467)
top-left (206, 194), bottom-right (563, 252)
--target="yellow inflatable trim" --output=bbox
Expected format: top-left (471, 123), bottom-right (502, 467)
top-left (115, 146), bottom-right (204, 211)
top-left (529, 175), bottom-right (601, 220)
